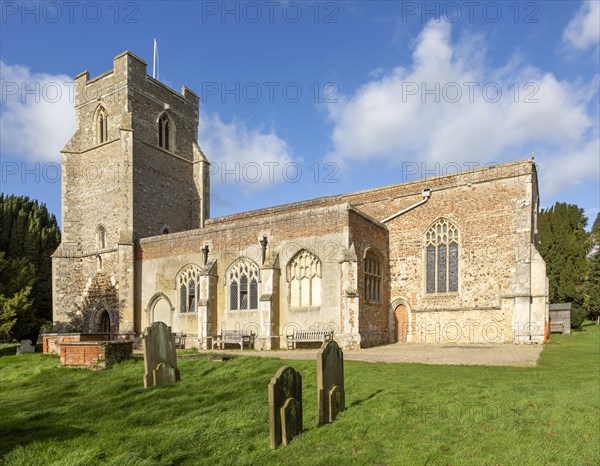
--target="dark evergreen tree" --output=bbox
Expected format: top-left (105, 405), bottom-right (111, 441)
top-left (0, 195), bottom-right (61, 340)
top-left (583, 214), bottom-right (600, 321)
top-left (538, 202), bottom-right (589, 329)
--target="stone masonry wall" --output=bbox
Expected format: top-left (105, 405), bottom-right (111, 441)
top-left (348, 209), bottom-right (390, 347)
top-left (136, 204), bottom-right (387, 348)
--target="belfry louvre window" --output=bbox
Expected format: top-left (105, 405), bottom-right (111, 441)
top-left (228, 258), bottom-right (259, 311)
top-left (288, 249), bottom-right (321, 308)
top-left (364, 250), bottom-right (382, 302)
top-left (425, 219), bottom-right (459, 293)
top-left (158, 114), bottom-right (171, 150)
top-left (177, 264), bottom-right (201, 313)
top-left (96, 106), bottom-right (107, 144)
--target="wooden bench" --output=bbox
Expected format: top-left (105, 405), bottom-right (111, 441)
top-left (174, 332), bottom-right (186, 349)
top-left (212, 330), bottom-right (255, 350)
top-left (550, 322), bottom-right (565, 334)
top-left (286, 330), bottom-right (334, 350)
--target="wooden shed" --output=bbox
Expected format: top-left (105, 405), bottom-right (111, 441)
top-left (549, 303), bottom-right (572, 334)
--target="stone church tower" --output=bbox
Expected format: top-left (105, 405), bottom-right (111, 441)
top-left (52, 51), bottom-right (210, 338)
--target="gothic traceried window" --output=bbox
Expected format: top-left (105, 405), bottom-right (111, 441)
top-left (364, 249), bottom-right (382, 302)
top-left (287, 249), bottom-right (322, 308)
top-left (425, 219), bottom-right (459, 293)
top-left (177, 264), bottom-right (201, 313)
top-left (228, 258), bottom-right (259, 311)
top-left (158, 113), bottom-right (172, 150)
top-left (96, 106), bottom-right (107, 144)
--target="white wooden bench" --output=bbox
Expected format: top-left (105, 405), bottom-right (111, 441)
top-left (212, 330), bottom-right (255, 350)
top-left (286, 330), bottom-right (334, 350)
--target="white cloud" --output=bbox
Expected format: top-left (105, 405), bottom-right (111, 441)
top-left (563, 1), bottom-right (600, 50)
top-left (538, 137), bottom-right (600, 197)
top-left (326, 21), bottom-right (599, 195)
top-left (1, 61), bottom-right (75, 162)
top-left (199, 113), bottom-right (295, 191)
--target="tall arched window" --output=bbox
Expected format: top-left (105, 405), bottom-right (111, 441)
top-left (96, 225), bottom-right (107, 250)
top-left (177, 264), bottom-right (202, 313)
top-left (228, 258), bottom-right (259, 311)
top-left (364, 249), bottom-right (382, 302)
top-left (425, 219), bottom-right (459, 293)
top-left (96, 106), bottom-right (107, 144)
top-left (158, 113), bottom-right (171, 150)
top-left (287, 249), bottom-right (321, 308)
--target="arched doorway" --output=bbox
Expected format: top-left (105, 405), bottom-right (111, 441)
top-left (394, 303), bottom-right (409, 343)
top-left (99, 310), bottom-right (111, 334)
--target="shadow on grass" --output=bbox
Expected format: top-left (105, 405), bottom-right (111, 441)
top-left (0, 423), bottom-right (90, 457)
top-left (348, 389), bottom-right (384, 408)
top-left (0, 345), bottom-right (18, 357)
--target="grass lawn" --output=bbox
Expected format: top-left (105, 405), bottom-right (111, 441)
top-left (1, 325), bottom-right (599, 466)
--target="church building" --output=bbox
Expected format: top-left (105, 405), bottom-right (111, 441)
top-left (52, 51), bottom-right (549, 349)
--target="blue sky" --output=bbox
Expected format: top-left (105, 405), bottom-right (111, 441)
top-left (1, 1), bottom-right (599, 228)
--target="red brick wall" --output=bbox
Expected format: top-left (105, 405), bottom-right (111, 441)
top-left (59, 341), bottom-right (132, 369)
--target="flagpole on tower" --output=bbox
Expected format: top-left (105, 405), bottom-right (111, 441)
top-left (153, 38), bottom-right (159, 80)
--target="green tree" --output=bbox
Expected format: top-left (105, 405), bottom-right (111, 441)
top-left (583, 213), bottom-right (600, 321)
top-left (0, 253), bottom-right (36, 340)
top-left (539, 202), bottom-right (590, 329)
top-left (0, 195), bottom-right (61, 340)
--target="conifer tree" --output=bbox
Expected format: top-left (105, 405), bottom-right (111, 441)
top-left (0, 195), bottom-right (61, 340)
top-left (539, 202), bottom-right (590, 329)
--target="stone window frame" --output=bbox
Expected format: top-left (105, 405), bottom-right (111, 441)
top-left (157, 112), bottom-right (175, 152)
top-left (363, 247), bottom-right (383, 302)
top-left (226, 257), bottom-right (260, 312)
top-left (96, 224), bottom-right (107, 250)
top-left (94, 104), bottom-right (108, 145)
top-left (176, 264), bottom-right (202, 313)
top-left (287, 248), bottom-right (322, 309)
top-left (424, 218), bottom-right (460, 294)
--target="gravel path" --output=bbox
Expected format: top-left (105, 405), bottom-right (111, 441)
top-left (197, 342), bottom-right (544, 367)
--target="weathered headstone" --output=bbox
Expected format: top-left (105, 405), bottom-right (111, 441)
top-left (16, 339), bottom-right (35, 354)
top-left (268, 366), bottom-right (302, 448)
top-left (142, 322), bottom-right (180, 388)
top-left (317, 339), bottom-right (345, 424)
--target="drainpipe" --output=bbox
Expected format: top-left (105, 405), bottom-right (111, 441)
top-left (382, 189), bottom-right (431, 224)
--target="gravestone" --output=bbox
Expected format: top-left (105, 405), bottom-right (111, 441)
top-left (16, 339), bottom-right (35, 354)
top-left (268, 366), bottom-right (302, 448)
top-left (142, 322), bottom-right (180, 388)
top-left (317, 339), bottom-right (345, 424)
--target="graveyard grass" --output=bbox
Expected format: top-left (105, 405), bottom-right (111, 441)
top-left (1, 325), bottom-right (599, 465)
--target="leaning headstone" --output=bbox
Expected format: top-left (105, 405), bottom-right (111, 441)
top-left (317, 339), bottom-right (345, 424)
top-left (268, 366), bottom-right (302, 448)
top-left (142, 322), bottom-right (180, 388)
top-left (16, 339), bottom-right (35, 354)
